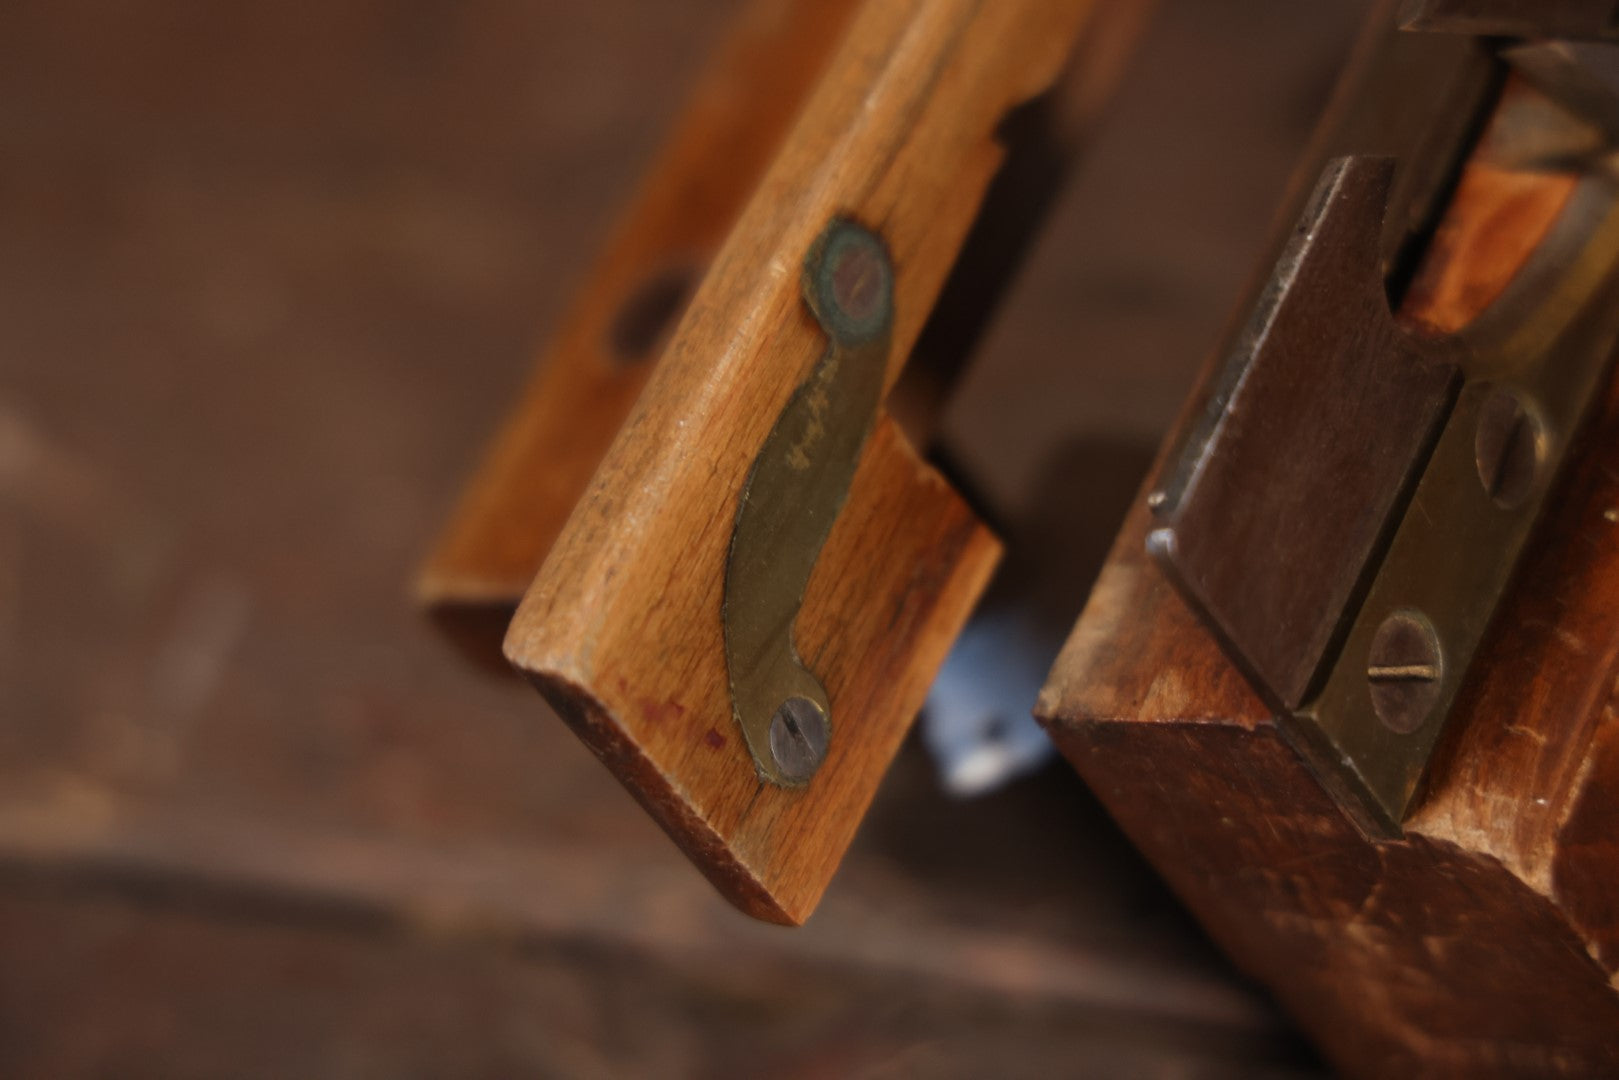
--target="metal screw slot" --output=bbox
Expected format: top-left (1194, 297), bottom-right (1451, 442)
top-left (725, 220), bottom-right (890, 787)
top-left (806, 224), bottom-right (892, 344)
top-left (1475, 387), bottom-right (1544, 509)
top-left (829, 239), bottom-right (885, 325)
top-left (1367, 610), bottom-right (1444, 735)
top-left (768, 696), bottom-right (829, 784)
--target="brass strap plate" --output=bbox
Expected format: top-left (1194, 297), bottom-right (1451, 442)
top-left (723, 221), bottom-right (893, 786)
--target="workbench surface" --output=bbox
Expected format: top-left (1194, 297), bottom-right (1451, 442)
top-left (0, 2), bottom-right (1369, 1074)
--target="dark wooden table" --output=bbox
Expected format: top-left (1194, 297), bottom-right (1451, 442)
top-left (0, 1), bottom-right (1369, 1074)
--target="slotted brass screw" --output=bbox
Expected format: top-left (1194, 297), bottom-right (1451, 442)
top-left (1367, 610), bottom-right (1444, 734)
top-left (769, 696), bottom-right (829, 783)
top-left (1475, 388), bottom-right (1543, 509)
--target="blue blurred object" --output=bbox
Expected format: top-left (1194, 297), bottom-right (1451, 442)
top-left (923, 608), bottom-right (1058, 797)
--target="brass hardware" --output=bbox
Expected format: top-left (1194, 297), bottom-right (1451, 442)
top-left (1300, 156), bottom-right (1619, 831)
top-left (1150, 57), bottom-right (1619, 834)
top-left (768, 696), bottom-right (830, 785)
top-left (1473, 387), bottom-right (1545, 509)
top-left (1366, 610), bottom-right (1445, 735)
top-left (723, 220), bottom-right (893, 786)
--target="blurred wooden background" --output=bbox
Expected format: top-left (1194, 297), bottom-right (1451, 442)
top-left (0, 1), bottom-right (1371, 1075)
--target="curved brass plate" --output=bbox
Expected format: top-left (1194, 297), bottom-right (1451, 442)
top-left (723, 220), bottom-right (893, 787)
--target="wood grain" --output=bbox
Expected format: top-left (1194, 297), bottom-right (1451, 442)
top-left (417, 0), bottom-right (860, 654)
top-left (1038, 82), bottom-right (1619, 1076)
top-left (1149, 156), bottom-right (1463, 712)
top-left (0, 0), bottom-right (1393, 1071)
top-left (504, 0), bottom-right (1117, 924)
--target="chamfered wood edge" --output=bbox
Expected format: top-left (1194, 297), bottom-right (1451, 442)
top-left (507, 418), bottom-right (1003, 926)
top-left (1034, 354), bottom-right (1619, 1074)
top-left (499, 0), bottom-right (1100, 925)
top-left (522, 669), bottom-right (792, 925)
top-left (1045, 709), bottom-right (1619, 1075)
top-left (1033, 69), bottom-right (1619, 1076)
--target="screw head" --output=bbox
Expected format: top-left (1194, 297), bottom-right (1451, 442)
top-left (809, 223), bottom-right (891, 344)
top-left (768, 696), bottom-right (829, 784)
top-left (1475, 388), bottom-right (1544, 509)
top-left (1366, 610), bottom-right (1444, 734)
top-left (830, 240), bottom-right (885, 324)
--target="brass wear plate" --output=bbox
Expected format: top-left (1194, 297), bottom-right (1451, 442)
top-left (723, 220), bottom-right (893, 786)
top-left (1304, 165), bottom-right (1619, 829)
top-left (1150, 66), bottom-right (1619, 832)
